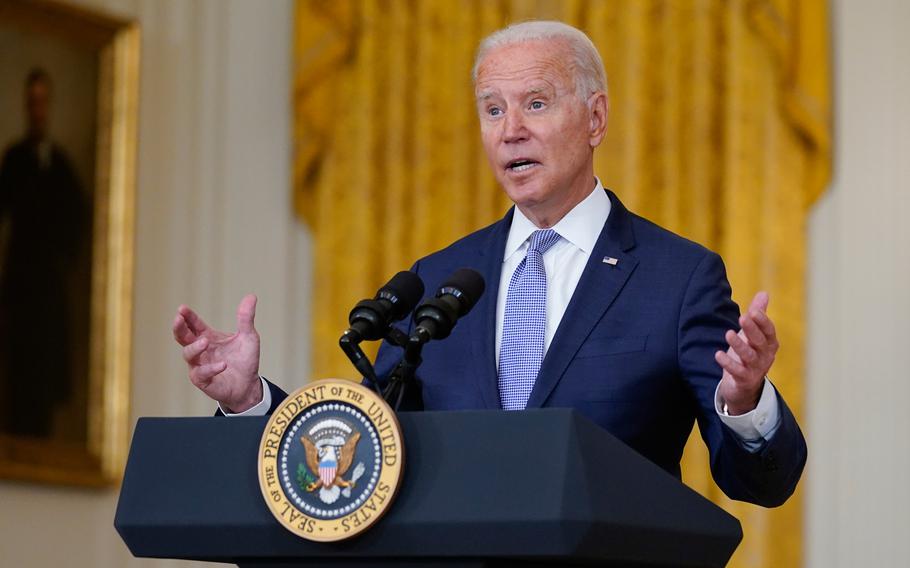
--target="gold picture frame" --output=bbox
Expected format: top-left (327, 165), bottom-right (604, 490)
top-left (0, 0), bottom-right (138, 486)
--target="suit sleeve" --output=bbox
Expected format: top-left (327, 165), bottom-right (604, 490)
top-left (213, 377), bottom-right (288, 417)
top-left (678, 250), bottom-right (806, 507)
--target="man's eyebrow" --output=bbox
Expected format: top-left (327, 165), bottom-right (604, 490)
top-left (476, 86), bottom-right (551, 100)
top-left (526, 85), bottom-right (553, 96)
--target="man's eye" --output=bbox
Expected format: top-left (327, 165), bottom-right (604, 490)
top-left (530, 100), bottom-right (545, 110)
top-left (488, 107), bottom-right (502, 117)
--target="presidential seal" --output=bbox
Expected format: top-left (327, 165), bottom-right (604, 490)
top-left (258, 379), bottom-right (404, 542)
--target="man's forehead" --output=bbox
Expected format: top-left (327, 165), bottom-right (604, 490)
top-left (475, 83), bottom-right (553, 101)
top-left (474, 41), bottom-right (575, 95)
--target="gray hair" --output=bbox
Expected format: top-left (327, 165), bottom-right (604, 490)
top-left (472, 20), bottom-right (608, 99)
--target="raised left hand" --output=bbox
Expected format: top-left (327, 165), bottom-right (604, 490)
top-left (715, 291), bottom-right (779, 415)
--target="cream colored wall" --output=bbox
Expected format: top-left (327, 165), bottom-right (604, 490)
top-left (806, 0), bottom-right (910, 566)
top-left (0, 0), bottom-right (307, 567)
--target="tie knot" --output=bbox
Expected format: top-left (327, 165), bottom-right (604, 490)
top-left (528, 229), bottom-right (560, 255)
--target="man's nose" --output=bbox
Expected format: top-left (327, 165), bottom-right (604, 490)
top-left (502, 109), bottom-right (528, 143)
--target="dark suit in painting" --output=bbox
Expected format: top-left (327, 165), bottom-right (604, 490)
top-left (0, 138), bottom-right (90, 437)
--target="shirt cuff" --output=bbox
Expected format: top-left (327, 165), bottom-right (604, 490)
top-left (714, 377), bottom-right (781, 446)
top-left (218, 376), bottom-right (271, 417)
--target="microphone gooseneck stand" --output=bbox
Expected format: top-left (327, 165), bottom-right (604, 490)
top-left (340, 267), bottom-right (486, 412)
top-left (339, 331), bottom-right (383, 395)
top-left (338, 270), bottom-right (425, 399)
top-left (381, 331), bottom-right (427, 412)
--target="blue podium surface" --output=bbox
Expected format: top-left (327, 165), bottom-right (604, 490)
top-left (115, 409), bottom-right (741, 567)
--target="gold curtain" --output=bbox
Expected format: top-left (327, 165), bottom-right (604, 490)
top-left (293, 1), bottom-right (831, 566)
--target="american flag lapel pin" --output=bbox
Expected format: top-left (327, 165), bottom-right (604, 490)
top-left (602, 256), bottom-right (619, 266)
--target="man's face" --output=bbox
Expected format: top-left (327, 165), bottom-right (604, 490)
top-left (25, 80), bottom-right (51, 139)
top-left (475, 39), bottom-right (606, 224)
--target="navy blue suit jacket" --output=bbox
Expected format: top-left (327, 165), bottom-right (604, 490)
top-left (262, 189), bottom-right (806, 507)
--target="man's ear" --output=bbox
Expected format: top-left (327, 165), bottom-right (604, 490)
top-left (588, 92), bottom-right (609, 147)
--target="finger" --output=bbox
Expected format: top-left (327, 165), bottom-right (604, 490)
top-left (739, 313), bottom-right (768, 347)
top-left (748, 291), bottom-right (770, 313)
top-left (178, 304), bottom-right (211, 336)
top-left (172, 313), bottom-right (197, 346)
top-left (751, 308), bottom-right (777, 342)
top-left (726, 330), bottom-right (758, 365)
top-left (715, 350), bottom-right (750, 381)
top-left (724, 331), bottom-right (744, 364)
top-left (189, 360), bottom-right (227, 387)
top-left (236, 294), bottom-right (258, 334)
top-left (182, 336), bottom-right (208, 364)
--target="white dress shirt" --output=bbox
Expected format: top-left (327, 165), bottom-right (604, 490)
top-left (495, 179), bottom-right (612, 364)
top-left (497, 179), bottom-right (780, 448)
top-left (218, 376), bottom-right (271, 417)
top-left (232, 179), bottom-right (782, 449)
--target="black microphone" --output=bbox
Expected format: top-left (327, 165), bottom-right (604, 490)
top-left (411, 268), bottom-right (485, 342)
top-left (344, 271), bottom-right (425, 343)
top-left (340, 271), bottom-right (424, 392)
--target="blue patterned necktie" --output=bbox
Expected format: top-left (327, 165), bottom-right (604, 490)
top-left (498, 228), bottom-right (562, 410)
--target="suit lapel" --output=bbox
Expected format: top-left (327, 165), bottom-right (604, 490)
top-left (525, 191), bottom-right (639, 409)
top-left (467, 209), bottom-right (513, 409)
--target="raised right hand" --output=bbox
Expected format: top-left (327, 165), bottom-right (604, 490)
top-left (172, 294), bottom-right (262, 413)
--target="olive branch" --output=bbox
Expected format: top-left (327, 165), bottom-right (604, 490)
top-left (296, 462), bottom-right (316, 491)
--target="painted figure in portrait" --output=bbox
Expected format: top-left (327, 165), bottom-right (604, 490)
top-left (0, 67), bottom-right (92, 439)
top-left (0, 0), bottom-right (136, 486)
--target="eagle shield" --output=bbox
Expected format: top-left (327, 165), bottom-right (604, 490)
top-left (301, 418), bottom-right (362, 504)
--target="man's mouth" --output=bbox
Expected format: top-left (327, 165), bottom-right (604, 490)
top-left (506, 158), bottom-right (540, 172)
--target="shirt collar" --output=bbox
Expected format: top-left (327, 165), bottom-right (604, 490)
top-left (503, 178), bottom-right (611, 260)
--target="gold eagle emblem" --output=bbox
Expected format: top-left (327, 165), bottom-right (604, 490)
top-left (302, 430), bottom-right (360, 492)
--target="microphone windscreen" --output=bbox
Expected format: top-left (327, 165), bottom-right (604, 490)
top-left (439, 268), bottom-right (485, 315)
top-left (381, 271), bottom-right (425, 320)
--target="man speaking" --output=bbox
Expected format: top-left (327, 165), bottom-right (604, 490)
top-left (174, 21), bottom-right (805, 508)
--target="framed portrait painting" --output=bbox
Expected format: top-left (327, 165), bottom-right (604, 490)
top-left (0, 0), bottom-right (138, 485)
